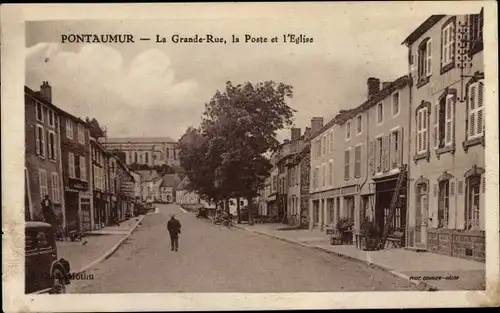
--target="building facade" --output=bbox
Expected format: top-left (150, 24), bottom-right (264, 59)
top-left (403, 12), bottom-right (485, 261)
top-left (114, 155), bottom-right (135, 220)
top-left (90, 138), bottom-right (110, 229)
top-left (310, 77), bottom-right (411, 236)
top-left (159, 174), bottom-right (182, 203)
top-left (104, 137), bottom-right (181, 168)
top-left (24, 85), bottom-right (65, 225)
top-left (59, 107), bottom-right (93, 234)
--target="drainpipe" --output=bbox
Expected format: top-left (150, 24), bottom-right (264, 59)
top-left (405, 74), bottom-right (413, 247)
top-left (359, 110), bottom-right (371, 225)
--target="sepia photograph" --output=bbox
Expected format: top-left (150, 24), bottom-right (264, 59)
top-left (1, 2), bottom-right (499, 311)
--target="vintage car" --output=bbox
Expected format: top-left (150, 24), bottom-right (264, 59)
top-left (25, 221), bottom-right (71, 294)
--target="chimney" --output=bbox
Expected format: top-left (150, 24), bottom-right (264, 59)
top-left (381, 81), bottom-right (392, 89)
top-left (367, 77), bottom-right (380, 99)
top-left (311, 117), bottom-right (324, 134)
top-left (304, 127), bottom-right (311, 139)
top-left (40, 81), bottom-right (52, 103)
top-left (290, 128), bottom-right (301, 141)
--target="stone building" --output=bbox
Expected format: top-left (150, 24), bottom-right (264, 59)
top-left (309, 76), bottom-right (411, 237)
top-left (90, 138), bottom-right (110, 229)
top-left (24, 85), bottom-right (65, 224)
top-left (403, 11), bottom-right (485, 261)
top-left (104, 137), bottom-right (181, 168)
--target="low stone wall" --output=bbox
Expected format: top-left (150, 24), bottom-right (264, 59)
top-left (427, 228), bottom-right (485, 263)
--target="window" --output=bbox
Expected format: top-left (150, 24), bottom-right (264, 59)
top-left (416, 108), bottom-right (428, 153)
top-left (329, 161), bottom-right (333, 186)
top-left (314, 167), bottom-right (319, 189)
top-left (134, 152), bottom-right (138, 163)
top-left (390, 130), bottom-right (400, 169)
top-left (465, 175), bottom-right (481, 230)
top-left (68, 152), bottom-right (75, 178)
top-left (344, 149), bottom-right (350, 180)
top-left (433, 95), bottom-right (455, 148)
top-left (357, 115), bottom-right (362, 135)
top-left (66, 118), bottom-right (74, 140)
top-left (467, 80), bottom-right (484, 139)
top-left (145, 152), bottom-right (149, 164)
top-left (377, 103), bottom-right (384, 124)
top-left (322, 136), bottom-right (327, 155)
top-left (328, 131), bottom-right (334, 154)
top-left (442, 22), bottom-right (455, 66)
top-left (51, 172), bottom-right (60, 203)
top-left (392, 92), bottom-right (400, 116)
top-left (469, 9), bottom-right (484, 55)
top-left (47, 131), bottom-right (56, 160)
top-left (322, 164), bottom-right (326, 187)
top-left (345, 121), bottom-right (351, 140)
top-left (418, 39), bottom-right (432, 79)
top-left (77, 124), bottom-right (85, 144)
top-left (38, 169), bottom-right (48, 198)
top-left (48, 109), bottom-right (55, 127)
top-left (315, 139), bottom-right (321, 158)
top-left (354, 145), bottom-right (362, 178)
top-left (376, 137), bottom-right (383, 172)
top-left (438, 180), bottom-right (450, 228)
top-left (35, 125), bottom-right (45, 158)
top-left (36, 102), bottom-right (44, 122)
top-left (80, 156), bottom-right (87, 181)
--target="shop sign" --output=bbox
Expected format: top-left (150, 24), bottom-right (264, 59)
top-left (68, 178), bottom-right (88, 191)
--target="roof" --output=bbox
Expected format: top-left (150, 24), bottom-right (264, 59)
top-left (136, 170), bottom-right (159, 182)
top-left (402, 15), bottom-right (445, 46)
top-left (25, 86), bottom-right (86, 124)
top-left (160, 174), bottom-right (182, 188)
top-left (310, 75), bottom-right (410, 141)
top-left (176, 176), bottom-right (190, 190)
top-left (105, 137), bottom-right (177, 144)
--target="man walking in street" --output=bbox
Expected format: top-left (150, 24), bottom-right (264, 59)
top-left (167, 214), bottom-right (181, 251)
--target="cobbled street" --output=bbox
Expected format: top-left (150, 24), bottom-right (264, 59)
top-left (70, 204), bottom-right (417, 293)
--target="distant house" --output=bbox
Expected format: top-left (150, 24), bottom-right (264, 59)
top-left (175, 176), bottom-right (201, 205)
top-left (159, 174), bottom-right (182, 203)
top-left (137, 170), bottom-right (161, 202)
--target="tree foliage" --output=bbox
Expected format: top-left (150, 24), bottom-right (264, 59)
top-left (85, 117), bottom-right (106, 140)
top-left (179, 81), bottom-right (295, 217)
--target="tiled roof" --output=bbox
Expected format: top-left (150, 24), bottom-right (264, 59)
top-left (160, 174), bottom-right (182, 188)
top-left (402, 15), bottom-right (446, 46)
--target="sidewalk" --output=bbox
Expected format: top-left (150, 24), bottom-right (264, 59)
top-left (235, 223), bottom-right (486, 291)
top-left (57, 216), bottom-right (145, 274)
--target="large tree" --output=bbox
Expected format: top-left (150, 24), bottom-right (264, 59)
top-left (201, 81), bottom-right (295, 224)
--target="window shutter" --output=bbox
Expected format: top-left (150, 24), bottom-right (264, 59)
top-left (482, 176), bottom-right (486, 193)
top-left (445, 95), bottom-right (454, 145)
top-left (469, 84), bottom-right (477, 137)
top-left (477, 81), bottom-right (484, 135)
top-left (383, 135), bottom-right (390, 171)
top-left (433, 183), bottom-right (438, 198)
top-left (433, 103), bottom-right (439, 149)
top-left (41, 128), bottom-right (46, 157)
top-left (369, 141), bottom-right (375, 174)
top-left (399, 128), bottom-right (404, 166)
top-left (449, 23), bottom-right (455, 62)
top-left (442, 27), bottom-right (448, 63)
top-left (53, 134), bottom-right (57, 160)
top-left (450, 181), bottom-right (455, 196)
top-left (426, 39), bottom-right (432, 76)
top-left (458, 181), bottom-right (464, 195)
top-left (35, 127), bottom-right (41, 155)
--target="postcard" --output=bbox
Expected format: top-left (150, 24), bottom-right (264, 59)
top-left (1, 2), bottom-right (499, 311)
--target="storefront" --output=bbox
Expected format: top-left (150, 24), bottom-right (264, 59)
top-left (65, 178), bottom-right (90, 233)
top-left (374, 174), bottom-right (407, 239)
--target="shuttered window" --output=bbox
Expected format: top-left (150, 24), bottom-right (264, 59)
top-left (468, 80), bottom-right (484, 139)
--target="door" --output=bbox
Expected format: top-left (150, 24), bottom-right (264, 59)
top-left (81, 198), bottom-right (91, 232)
top-left (313, 200), bottom-right (319, 227)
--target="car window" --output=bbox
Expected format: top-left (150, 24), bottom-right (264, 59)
top-left (26, 229), bottom-right (54, 250)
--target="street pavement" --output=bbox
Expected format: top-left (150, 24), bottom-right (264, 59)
top-left (70, 204), bottom-right (417, 293)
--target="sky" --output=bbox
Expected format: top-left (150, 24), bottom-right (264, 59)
top-left (25, 11), bottom-right (436, 142)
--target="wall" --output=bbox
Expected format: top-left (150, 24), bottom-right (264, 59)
top-left (406, 14), bottom-right (485, 260)
top-left (25, 93), bottom-right (64, 220)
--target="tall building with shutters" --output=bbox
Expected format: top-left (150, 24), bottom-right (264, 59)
top-left (403, 11), bottom-right (485, 262)
top-left (24, 85), bottom-right (66, 224)
top-left (310, 76), bottom-right (411, 236)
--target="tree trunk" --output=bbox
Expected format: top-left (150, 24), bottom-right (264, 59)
top-left (247, 196), bottom-right (254, 226)
top-left (236, 197), bottom-right (241, 224)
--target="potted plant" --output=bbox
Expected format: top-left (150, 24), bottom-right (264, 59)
top-left (360, 217), bottom-right (380, 251)
top-left (336, 217), bottom-right (354, 244)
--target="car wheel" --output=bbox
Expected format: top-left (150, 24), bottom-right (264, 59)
top-left (51, 268), bottom-right (67, 294)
